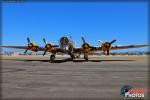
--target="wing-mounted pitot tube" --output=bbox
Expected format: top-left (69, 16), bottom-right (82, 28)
top-left (98, 39), bottom-right (116, 55)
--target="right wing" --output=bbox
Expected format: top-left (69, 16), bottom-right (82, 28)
top-left (0, 46), bottom-right (27, 49)
top-left (0, 46), bottom-right (63, 52)
top-left (73, 46), bottom-right (100, 53)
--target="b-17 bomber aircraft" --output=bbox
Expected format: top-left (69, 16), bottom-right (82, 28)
top-left (0, 36), bottom-right (148, 61)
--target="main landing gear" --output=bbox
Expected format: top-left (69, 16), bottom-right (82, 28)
top-left (49, 53), bottom-right (88, 62)
top-left (84, 53), bottom-right (88, 61)
top-left (50, 54), bottom-right (56, 61)
top-left (75, 54), bottom-right (80, 58)
top-left (69, 53), bottom-right (75, 60)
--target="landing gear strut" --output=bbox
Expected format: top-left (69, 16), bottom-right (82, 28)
top-left (50, 54), bottom-right (56, 61)
top-left (84, 53), bottom-right (88, 61)
top-left (69, 52), bottom-right (75, 60)
top-left (76, 53), bottom-right (80, 58)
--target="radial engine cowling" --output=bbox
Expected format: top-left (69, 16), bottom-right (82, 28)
top-left (99, 39), bottom-right (116, 55)
top-left (29, 42), bottom-right (39, 51)
top-left (81, 43), bottom-right (91, 53)
top-left (44, 43), bottom-right (56, 52)
top-left (101, 42), bottom-right (112, 51)
top-left (42, 38), bottom-right (59, 56)
top-left (24, 37), bottom-right (39, 54)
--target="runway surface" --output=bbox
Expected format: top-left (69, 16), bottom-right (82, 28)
top-left (1, 55), bottom-right (149, 99)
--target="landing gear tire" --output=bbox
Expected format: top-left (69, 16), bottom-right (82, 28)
top-left (70, 53), bottom-right (75, 60)
top-left (84, 53), bottom-right (88, 61)
top-left (50, 54), bottom-right (55, 61)
top-left (76, 54), bottom-right (80, 58)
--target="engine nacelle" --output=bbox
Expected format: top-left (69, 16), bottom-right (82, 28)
top-left (28, 42), bottom-right (39, 52)
top-left (81, 43), bottom-right (91, 53)
top-left (44, 43), bottom-right (56, 53)
top-left (101, 42), bottom-right (112, 51)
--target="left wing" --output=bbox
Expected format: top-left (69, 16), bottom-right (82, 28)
top-left (73, 46), bottom-right (100, 53)
top-left (73, 44), bottom-right (148, 53)
top-left (110, 44), bottom-right (148, 50)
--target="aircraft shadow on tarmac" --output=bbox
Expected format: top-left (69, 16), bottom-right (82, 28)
top-left (13, 58), bottom-right (136, 63)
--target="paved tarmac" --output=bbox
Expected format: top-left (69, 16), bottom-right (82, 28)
top-left (1, 55), bottom-right (149, 100)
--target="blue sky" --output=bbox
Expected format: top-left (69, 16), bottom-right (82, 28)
top-left (2, 2), bottom-right (148, 52)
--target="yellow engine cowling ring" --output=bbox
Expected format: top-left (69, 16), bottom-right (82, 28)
top-left (82, 43), bottom-right (89, 49)
top-left (31, 46), bottom-right (39, 52)
top-left (45, 44), bottom-right (52, 49)
top-left (101, 42), bottom-right (111, 51)
top-left (47, 47), bottom-right (57, 53)
top-left (81, 43), bottom-right (91, 53)
top-left (45, 43), bottom-right (57, 53)
top-left (83, 49), bottom-right (91, 53)
top-left (28, 43), bottom-right (39, 52)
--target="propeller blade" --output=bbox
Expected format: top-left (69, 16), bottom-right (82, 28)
top-left (81, 37), bottom-right (85, 43)
top-left (27, 37), bottom-right (30, 44)
top-left (43, 38), bottom-right (47, 44)
top-left (98, 40), bottom-right (103, 44)
top-left (24, 49), bottom-right (28, 54)
top-left (43, 50), bottom-right (47, 56)
top-left (110, 39), bottom-right (116, 44)
top-left (53, 45), bottom-right (59, 47)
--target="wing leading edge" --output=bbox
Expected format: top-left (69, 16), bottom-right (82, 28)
top-left (0, 46), bottom-right (27, 49)
top-left (73, 44), bottom-right (148, 53)
top-left (110, 44), bottom-right (148, 50)
top-left (0, 44), bottom-right (148, 53)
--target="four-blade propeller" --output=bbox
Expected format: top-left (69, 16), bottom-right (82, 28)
top-left (24, 37), bottom-right (116, 56)
top-left (81, 36), bottom-right (91, 51)
top-left (98, 39), bottom-right (116, 55)
top-left (43, 38), bottom-right (58, 56)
